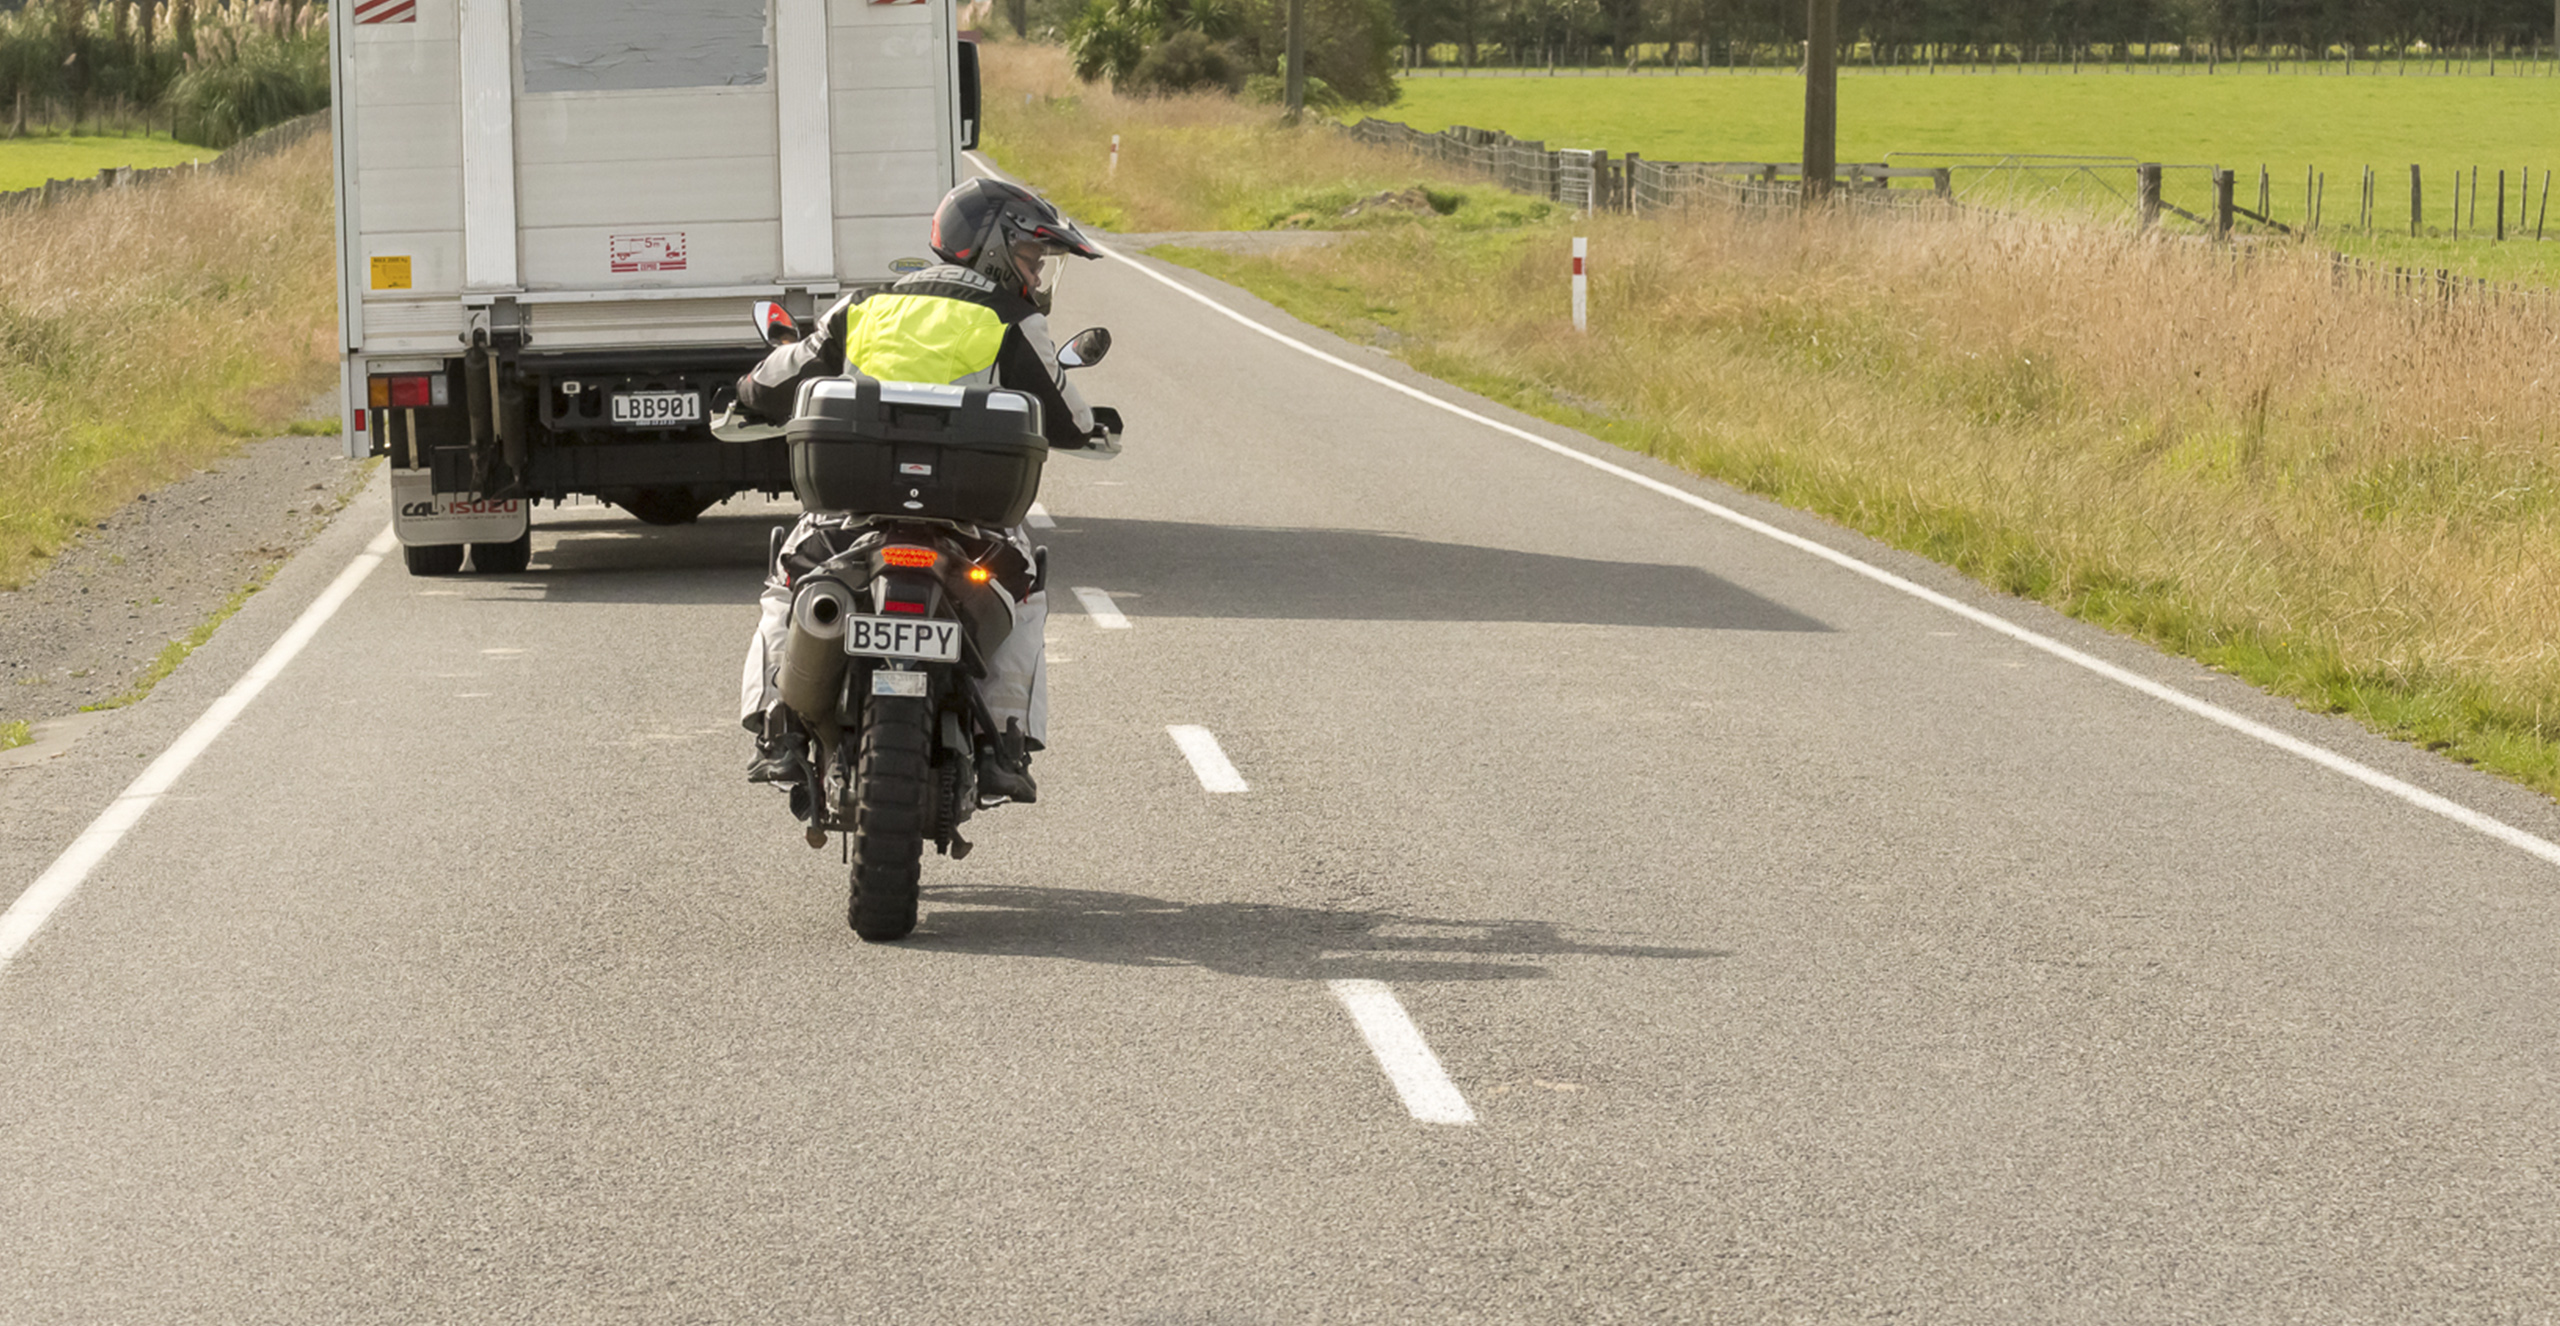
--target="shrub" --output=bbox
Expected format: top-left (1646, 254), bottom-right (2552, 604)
top-left (166, 22), bottom-right (328, 148)
top-left (1233, 0), bottom-right (1398, 105)
top-left (1242, 71), bottom-right (1343, 109)
top-left (0, 0), bottom-right (326, 146)
top-left (1069, 0), bottom-right (1396, 106)
top-left (1124, 29), bottom-right (1245, 94)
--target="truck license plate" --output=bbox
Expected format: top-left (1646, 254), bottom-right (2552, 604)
top-left (842, 615), bottom-right (962, 662)
top-left (610, 390), bottom-right (702, 426)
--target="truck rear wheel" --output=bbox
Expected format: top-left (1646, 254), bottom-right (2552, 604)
top-left (849, 695), bottom-right (932, 942)
top-left (402, 542), bottom-right (465, 577)
top-left (472, 531), bottom-right (532, 575)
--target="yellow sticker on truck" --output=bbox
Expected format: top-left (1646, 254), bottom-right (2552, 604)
top-left (370, 255), bottom-right (412, 290)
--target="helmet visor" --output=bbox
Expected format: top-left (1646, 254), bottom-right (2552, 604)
top-left (1014, 239), bottom-right (1068, 299)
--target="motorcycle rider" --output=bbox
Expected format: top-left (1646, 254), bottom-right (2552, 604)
top-left (735, 179), bottom-right (1105, 804)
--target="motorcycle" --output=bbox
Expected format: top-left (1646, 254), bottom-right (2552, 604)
top-left (712, 301), bottom-right (1123, 941)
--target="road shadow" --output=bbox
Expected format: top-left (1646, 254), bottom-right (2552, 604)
top-left (464, 510), bottom-right (787, 606)
top-left (482, 512), bottom-right (1828, 633)
top-left (908, 883), bottom-right (1728, 982)
top-left (1045, 517), bottom-right (1828, 631)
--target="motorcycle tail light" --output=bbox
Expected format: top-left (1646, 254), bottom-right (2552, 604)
top-left (882, 546), bottom-right (937, 568)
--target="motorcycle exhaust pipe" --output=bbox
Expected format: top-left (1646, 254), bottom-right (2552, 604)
top-left (779, 578), bottom-right (853, 720)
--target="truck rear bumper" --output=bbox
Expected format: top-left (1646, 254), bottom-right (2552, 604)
top-left (421, 434), bottom-right (793, 523)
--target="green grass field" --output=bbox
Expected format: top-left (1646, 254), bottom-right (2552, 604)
top-left (1377, 67), bottom-right (2560, 277)
top-left (0, 135), bottom-right (216, 193)
top-left (1382, 67), bottom-right (2560, 170)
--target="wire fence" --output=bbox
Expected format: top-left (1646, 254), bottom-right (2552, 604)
top-left (1343, 116), bottom-right (2560, 310)
top-left (1345, 116), bottom-right (1954, 218)
top-left (0, 110), bottom-right (325, 212)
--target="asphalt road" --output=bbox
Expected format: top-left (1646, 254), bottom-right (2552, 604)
top-left (9, 244), bottom-right (2560, 1323)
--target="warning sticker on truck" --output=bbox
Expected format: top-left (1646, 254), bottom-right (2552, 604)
top-left (608, 233), bottom-right (689, 274)
top-left (369, 255), bottom-right (412, 290)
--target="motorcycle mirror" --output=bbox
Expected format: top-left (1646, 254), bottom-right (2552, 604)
top-left (1058, 326), bottom-right (1111, 369)
top-left (755, 300), bottom-right (802, 347)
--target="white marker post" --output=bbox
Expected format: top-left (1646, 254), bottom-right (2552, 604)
top-left (1571, 236), bottom-right (1588, 333)
top-left (1109, 134), bottom-right (1120, 177)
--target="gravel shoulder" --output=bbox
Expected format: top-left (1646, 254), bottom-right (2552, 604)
top-left (0, 427), bottom-right (376, 757)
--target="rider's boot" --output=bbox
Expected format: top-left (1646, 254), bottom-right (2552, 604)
top-left (747, 706), bottom-right (812, 786)
top-left (976, 718), bottom-right (1037, 803)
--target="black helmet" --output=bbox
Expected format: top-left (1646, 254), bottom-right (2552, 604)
top-left (929, 179), bottom-right (1102, 310)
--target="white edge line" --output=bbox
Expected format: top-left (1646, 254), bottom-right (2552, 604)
top-left (1330, 979), bottom-right (1476, 1125)
top-left (1166, 725), bottom-right (1249, 793)
top-left (0, 525), bottom-right (399, 973)
top-left (1071, 585), bottom-right (1130, 630)
top-left (1064, 208), bottom-right (2560, 873)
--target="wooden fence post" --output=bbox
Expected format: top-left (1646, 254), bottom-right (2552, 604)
top-left (2138, 163), bottom-right (2161, 228)
top-left (1623, 152), bottom-right (1643, 212)
top-left (2214, 168), bottom-right (2235, 238)
top-left (2410, 164), bottom-right (2421, 237)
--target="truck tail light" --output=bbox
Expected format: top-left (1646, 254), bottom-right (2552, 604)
top-left (368, 374), bottom-right (449, 408)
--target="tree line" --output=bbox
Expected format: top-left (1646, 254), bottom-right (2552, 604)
top-left (1388, 0), bottom-right (2560, 71)
top-left (0, 0), bottom-right (329, 146)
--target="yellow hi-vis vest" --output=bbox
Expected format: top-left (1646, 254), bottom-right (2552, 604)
top-left (843, 292), bottom-right (1009, 385)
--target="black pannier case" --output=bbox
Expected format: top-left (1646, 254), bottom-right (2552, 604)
top-left (786, 375), bottom-right (1048, 527)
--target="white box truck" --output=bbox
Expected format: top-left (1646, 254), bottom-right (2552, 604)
top-left (328, 0), bottom-right (982, 574)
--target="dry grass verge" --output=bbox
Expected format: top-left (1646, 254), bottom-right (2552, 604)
top-left (0, 131), bottom-right (338, 590)
top-left (982, 43), bottom-right (1548, 233)
top-left (986, 45), bottom-right (2560, 799)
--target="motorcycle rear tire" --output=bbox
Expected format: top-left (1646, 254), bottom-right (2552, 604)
top-left (848, 694), bottom-right (932, 941)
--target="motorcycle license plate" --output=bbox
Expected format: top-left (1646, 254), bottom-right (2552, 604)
top-left (841, 615), bottom-right (962, 663)
top-left (609, 390), bottom-right (702, 426)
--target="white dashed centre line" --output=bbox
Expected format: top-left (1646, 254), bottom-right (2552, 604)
top-left (1166, 725), bottom-right (1248, 793)
top-left (1027, 501), bottom-right (1056, 529)
top-left (1071, 586), bottom-right (1129, 629)
top-left (1329, 980), bottom-right (1476, 1125)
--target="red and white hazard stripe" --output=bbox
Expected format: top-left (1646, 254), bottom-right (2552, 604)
top-left (354, 0), bottom-right (415, 24)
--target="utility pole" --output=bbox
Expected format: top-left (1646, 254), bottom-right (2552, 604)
top-left (1285, 0), bottom-right (1308, 121)
top-left (1801, 0), bottom-right (1837, 204)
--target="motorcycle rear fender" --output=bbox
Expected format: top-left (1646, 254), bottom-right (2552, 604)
top-left (937, 573), bottom-right (1014, 658)
top-left (868, 568), bottom-right (942, 619)
top-left (862, 557), bottom-right (1015, 664)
